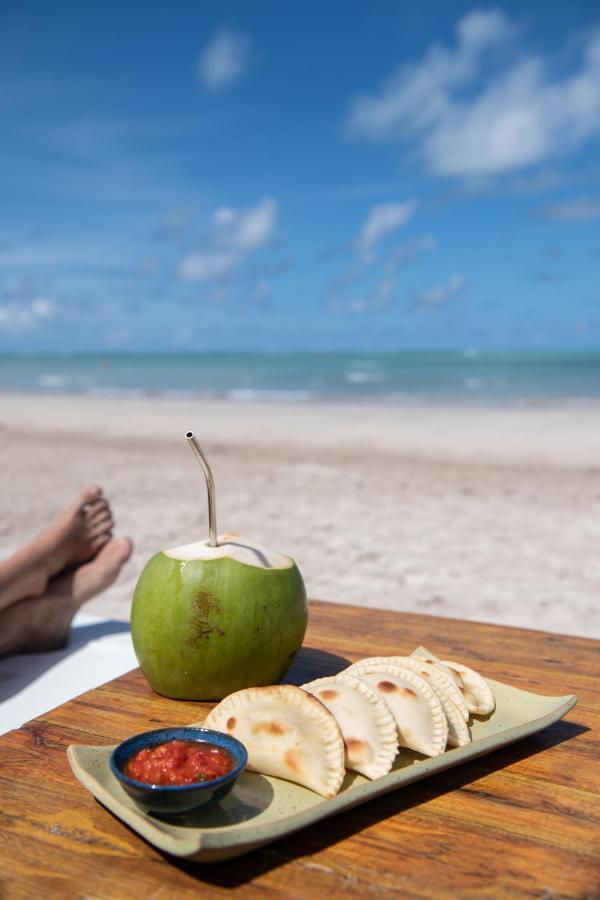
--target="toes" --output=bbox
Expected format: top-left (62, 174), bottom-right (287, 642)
top-left (73, 537), bottom-right (133, 602)
top-left (100, 537), bottom-right (133, 566)
top-left (90, 533), bottom-right (112, 553)
top-left (120, 538), bottom-right (134, 564)
top-left (80, 485), bottom-right (103, 508)
top-left (85, 497), bottom-right (110, 517)
top-left (87, 508), bottom-right (113, 529)
top-left (89, 518), bottom-right (114, 540)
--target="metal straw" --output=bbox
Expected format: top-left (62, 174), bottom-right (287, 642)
top-left (185, 431), bottom-right (218, 547)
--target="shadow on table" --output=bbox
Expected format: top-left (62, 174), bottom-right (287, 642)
top-left (0, 620), bottom-right (131, 703)
top-left (285, 646), bottom-right (351, 684)
top-left (161, 717), bottom-right (589, 889)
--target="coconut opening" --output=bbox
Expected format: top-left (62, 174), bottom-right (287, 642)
top-left (164, 534), bottom-right (293, 569)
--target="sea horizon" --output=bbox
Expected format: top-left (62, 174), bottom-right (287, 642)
top-left (2, 349), bottom-right (600, 406)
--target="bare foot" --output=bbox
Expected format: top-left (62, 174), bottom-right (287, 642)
top-left (68, 537), bottom-right (133, 605)
top-left (0, 486), bottom-right (116, 609)
top-left (0, 538), bottom-right (133, 656)
top-left (38, 485), bottom-right (116, 578)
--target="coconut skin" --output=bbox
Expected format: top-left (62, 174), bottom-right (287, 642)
top-left (130, 548), bottom-right (308, 700)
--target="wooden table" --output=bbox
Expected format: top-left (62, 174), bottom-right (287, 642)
top-left (1, 601), bottom-right (598, 898)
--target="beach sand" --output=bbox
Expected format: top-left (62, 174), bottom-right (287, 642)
top-left (1, 392), bottom-right (599, 638)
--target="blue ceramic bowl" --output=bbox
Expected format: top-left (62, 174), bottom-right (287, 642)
top-left (109, 727), bottom-right (247, 816)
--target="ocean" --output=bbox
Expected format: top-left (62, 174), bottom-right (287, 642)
top-left (1, 351), bottom-right (600, 404)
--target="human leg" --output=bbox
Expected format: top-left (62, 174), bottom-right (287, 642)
top-left (0, 537), bottom-right (133, 656)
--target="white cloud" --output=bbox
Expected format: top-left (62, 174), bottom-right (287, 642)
top-left (357, 200), bottom-right (416, 254)
top-left (0, 297), bottom-right (56, 329)
top-left (348, 10), bottom-right (514, 140)
top-left (326, 206), bottom-right (429, 310)
top-left (417, 274), bottom-right (466, 306)
top-left (198, 30), bottom-right (251, 90)
top-left (178, 250), bottom-right (239, 281)
top-left (214, 197), bottom-right (276, 251)
top-left (347, 10), bottom-right (600, 177)
top-left (178, 197), bottom-right (277, 282)
top-left (540, 196), bottom-right (600, 222)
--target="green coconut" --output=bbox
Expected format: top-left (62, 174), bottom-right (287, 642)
top-left (131, 533), bottom-right (308, 700)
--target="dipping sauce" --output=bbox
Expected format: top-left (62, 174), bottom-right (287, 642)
top-left (124, 739), bottom-right (235, 786)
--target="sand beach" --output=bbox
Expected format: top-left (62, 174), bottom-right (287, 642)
top-left (1, 392), bottom-right (599, 639)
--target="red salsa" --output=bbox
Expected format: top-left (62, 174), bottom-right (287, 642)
top-left (124, 739), bottom-right (235, 786)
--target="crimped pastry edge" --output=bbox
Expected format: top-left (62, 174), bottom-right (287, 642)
top-left (304, 673), bottom-right (399, 779)
top-left (349, 663), bottom-right (449, 757)
top-left (388, 657), bottom-right (471, 722)
top-left (441, 660), bottom-right (496, 715)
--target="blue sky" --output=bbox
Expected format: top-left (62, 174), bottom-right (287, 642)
top-left (1, 0), bottom-right (600, 352)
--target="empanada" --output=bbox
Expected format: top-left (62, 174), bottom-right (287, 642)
top-left (348, 663), bottom-right (448, 757)
top-left (349, 656), bottom-right (469, 722)
top-left (304, 673), bottom-right (398, 779)
top-left (202, 684), bottom-right (345, 797)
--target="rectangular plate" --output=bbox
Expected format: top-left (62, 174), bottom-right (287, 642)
top-left (67, 654), bottom-right (577, 863)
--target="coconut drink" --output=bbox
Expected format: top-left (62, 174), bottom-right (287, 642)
top-left (130, 432), bottom-right (308, 700)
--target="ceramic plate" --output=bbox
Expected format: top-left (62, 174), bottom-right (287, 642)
top-left (67, 650), bottom-right (577, 863)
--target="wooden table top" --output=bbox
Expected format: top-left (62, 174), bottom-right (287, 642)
top-left (0, 600), bottom-right (598, 899)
